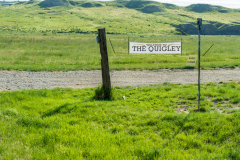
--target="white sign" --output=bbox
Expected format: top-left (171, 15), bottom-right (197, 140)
top-left (129, 42), bottom-right (181, 54)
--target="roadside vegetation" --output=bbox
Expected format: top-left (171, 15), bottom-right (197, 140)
top-left (0, 82), bottom-right (240, 159)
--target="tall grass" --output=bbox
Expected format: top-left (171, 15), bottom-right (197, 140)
top-left (0, 82), bottom-right (240, 159)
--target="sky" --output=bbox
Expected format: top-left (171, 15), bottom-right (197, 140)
top-left (155, 0), bottom-right (240, 9)
top-left (1, 0), bottom-right (240, 9)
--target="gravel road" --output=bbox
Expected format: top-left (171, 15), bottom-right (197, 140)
top-left (0, 68), bottom-right (239, 91)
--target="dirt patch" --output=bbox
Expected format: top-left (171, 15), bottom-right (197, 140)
top-left (176, 106), bottom-right (189, 113)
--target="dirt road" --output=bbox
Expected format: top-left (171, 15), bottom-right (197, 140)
top-left (0, 68), bottom-right (239, 91)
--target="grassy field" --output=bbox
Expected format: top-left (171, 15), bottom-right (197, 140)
top-left (0, 1), bottom-right (239, 71)
top-left (0, 33), bottom-right (239, 71)
top-left (1, 1), bottom-right (240, 159)
top-left (0, 82), bottom-right (240, 159)
top-left (0, 1), bottom-right (240, 35)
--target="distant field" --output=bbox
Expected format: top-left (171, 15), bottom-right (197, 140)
top-left (0, 82), bottom-right (240, 159)
top-left (0, 33), bottom-right (239, 71)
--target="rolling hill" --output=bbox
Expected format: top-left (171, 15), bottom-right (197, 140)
top-left (0, 0), bottom-right (240, 35)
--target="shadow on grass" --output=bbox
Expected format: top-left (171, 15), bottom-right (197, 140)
top-left (41, 102), bottom-right (77, 118)
top-left (93, 85), bottom-right (114, 101)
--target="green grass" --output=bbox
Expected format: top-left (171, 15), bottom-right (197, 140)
top-left (0, 1), bottom-right (240, 35)
top-left (0, 33), bottom-right (239, 71)
top-left (1, 2), bottom-right (240, 159)
top-left (0, 82), bottom-right (240, 159)
top-left (0, 1), bottom-right (239, 71)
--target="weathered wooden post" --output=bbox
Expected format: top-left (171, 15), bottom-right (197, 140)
top-left (98, 28), bottom-right (111, 99)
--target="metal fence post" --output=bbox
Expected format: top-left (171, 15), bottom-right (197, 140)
top-left (128, 37), bottom-right (129, 54)
top-left (181, 38), bottom-right (182, 56)
top-left (197, 18), bottom-right (202, 110)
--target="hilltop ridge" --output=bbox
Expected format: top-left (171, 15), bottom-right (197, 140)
top-left (0, 0), bottom-right (240, 35)
top-left (186, 4), bottom-right (232, 13)
top-left (39, 0), bottom-right (70, 7)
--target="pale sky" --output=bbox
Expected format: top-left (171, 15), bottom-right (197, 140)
top-left (1, 0), bottom-right (240, 9)
top-left (155, 0), bottom-right (240, 9)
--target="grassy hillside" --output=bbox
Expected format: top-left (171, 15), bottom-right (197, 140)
top-left (0, 1), bottom-right (240, 35)
top-left (0, 82), bottom-right (240, 159)
top-left (185, 4), bottom-right (233, 13)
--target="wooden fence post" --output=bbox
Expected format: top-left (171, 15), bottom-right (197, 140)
top-left (98, 28), bottom-right (111, 99)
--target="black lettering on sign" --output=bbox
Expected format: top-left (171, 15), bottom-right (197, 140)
top-left (162, 46), bottom-right (167, 51)
top-left (159, 46), bottom-right (162, 51)
top-left (132, 46), bottom-right (137, 51)
top-left (172, 46), bottom-right (176, 51)
top-left (142, 46), bottom-right (146, 51)
top-left (137, 46), bottom-right (142, 51)
top-left (149, 46), bottom-right (154, 52)
top-left (168, 46), bottom-right (172, 51)
top-left (176, 46), bottom-right (181, 51)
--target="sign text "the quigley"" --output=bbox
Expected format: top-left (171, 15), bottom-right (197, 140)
top-left (130, 42), bottom-right (181, 54)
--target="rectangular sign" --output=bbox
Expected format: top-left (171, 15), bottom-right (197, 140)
top-left (129, 42), bottom-right (181, 54)
top-left (186, 55), bottom-right (197, 68)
